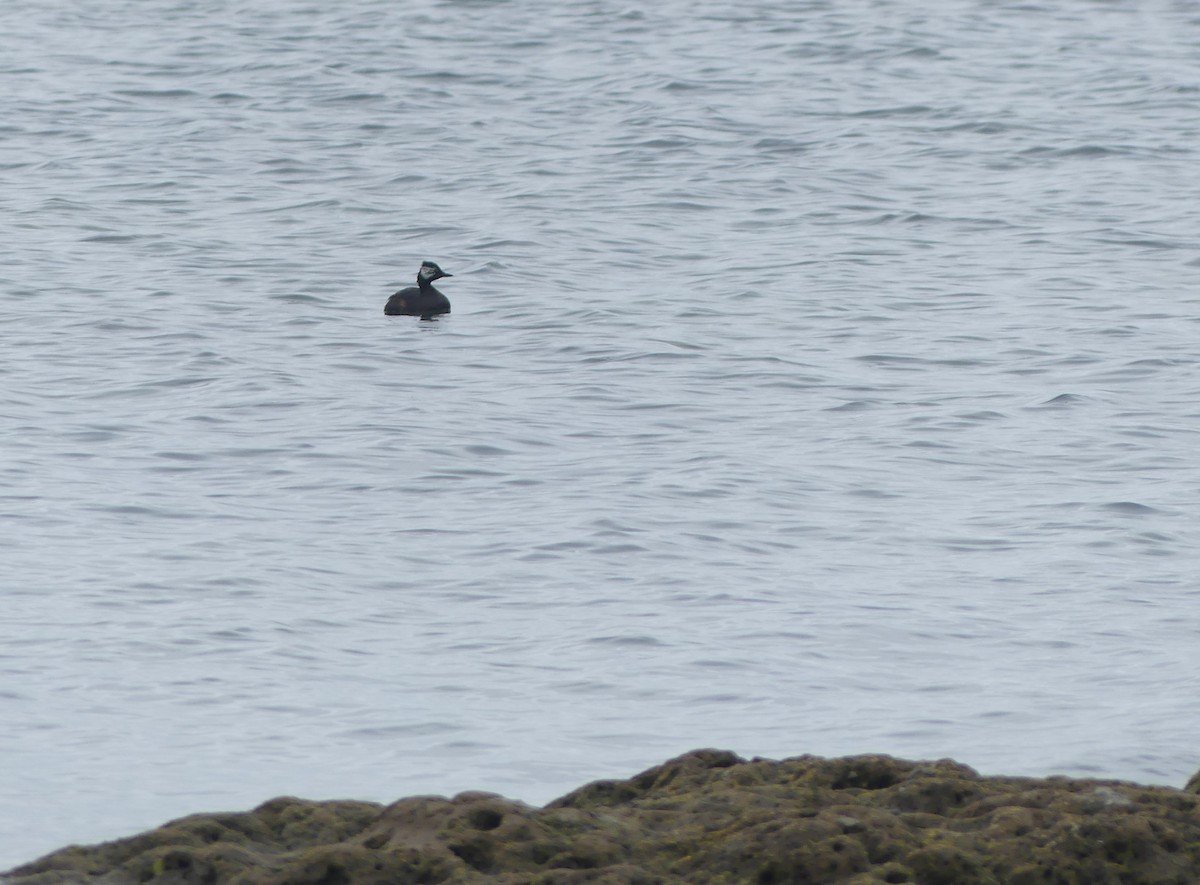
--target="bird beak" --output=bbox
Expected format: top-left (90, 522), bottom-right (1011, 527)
top-left (441, 271), bottom-right (453, 278)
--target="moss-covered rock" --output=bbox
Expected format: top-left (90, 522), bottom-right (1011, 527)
top-left (7, 750), bottom-right (1200, 885)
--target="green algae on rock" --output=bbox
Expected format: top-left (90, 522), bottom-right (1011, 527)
top-left (7, 749), bottom-right (1200, 884)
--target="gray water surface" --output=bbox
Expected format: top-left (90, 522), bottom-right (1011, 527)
top-left (3, 0), bottom-right (1200, 867)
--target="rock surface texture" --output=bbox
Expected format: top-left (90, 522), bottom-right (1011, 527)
top-left (8, 749), bottom-right (1200, 885)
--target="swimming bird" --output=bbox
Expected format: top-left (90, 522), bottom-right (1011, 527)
top-left (384, 261), bottom-right (453, 318)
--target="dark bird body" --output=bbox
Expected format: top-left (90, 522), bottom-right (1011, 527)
top-left (385, 261), bottom-right (453, 318)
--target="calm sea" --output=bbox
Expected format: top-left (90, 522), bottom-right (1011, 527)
top-left (3, 0), bottom-right (1200, 868)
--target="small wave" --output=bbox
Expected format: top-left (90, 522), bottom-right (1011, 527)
top-left (1101, 502), bottom-right (1160, 516)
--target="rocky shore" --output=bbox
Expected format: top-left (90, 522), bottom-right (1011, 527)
top-left (7, 749), bottom-right (1200, 884)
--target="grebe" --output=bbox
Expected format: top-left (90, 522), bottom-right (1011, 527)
top-left (384, 261), bottom-right (453, 318)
